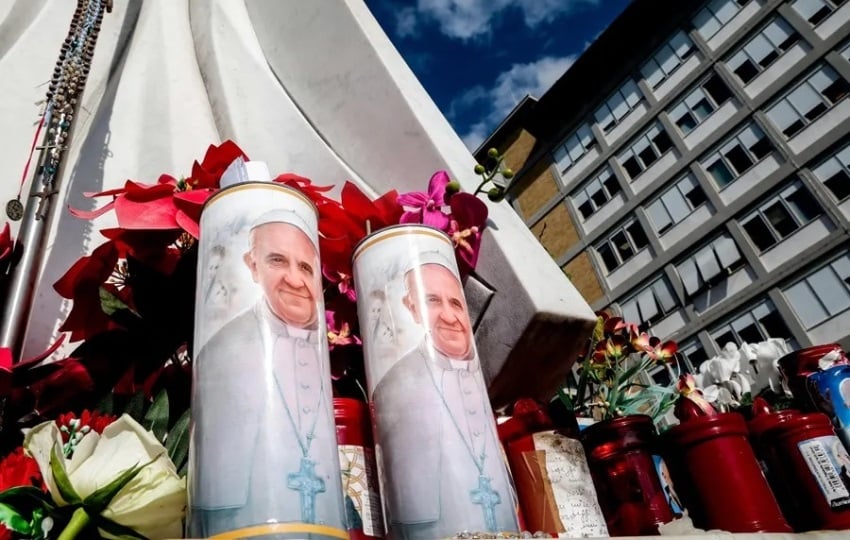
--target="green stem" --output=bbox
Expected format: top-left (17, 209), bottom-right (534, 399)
top-left (58, 508), bottom-right (91, 540)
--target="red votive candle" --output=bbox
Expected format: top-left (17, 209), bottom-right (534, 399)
top-left (662, 413), bottom-right (791, 532)
top-left (334, 398), bottom-right (385, 540)
top-left (757, 411), bottom-right (850, 531)
top-left (580, 415), bottom-right (673, 536)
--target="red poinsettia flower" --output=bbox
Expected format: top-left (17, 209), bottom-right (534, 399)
top-left (274, 173), bottom-right (336, 209)
top-left (189, 140), bottom-right (248, 190)
top-left (447, 192), bottom-right (487, 276)
top-left (53, 240), bottom-right (121, 341)
top-left (70, 141), bottom-right (247, 237)
top-left (318, 182), bottom-right (402, 276)
top-left (10, 358), bottom-right (95, 422)
top-left (0, 222), bottom-right (11, 261)
top-left (398, 170), bottom-right (452, 231)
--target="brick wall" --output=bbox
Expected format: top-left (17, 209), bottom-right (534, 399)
top-left (562, 251), bottom-right (605, 305)
top-left (530, 202), bottom-right (579, 260)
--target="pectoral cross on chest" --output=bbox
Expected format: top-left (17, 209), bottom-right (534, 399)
top-left (470, 474), bottom-right (501, 532)
top-left (287, 457), bottom-right (326, 524)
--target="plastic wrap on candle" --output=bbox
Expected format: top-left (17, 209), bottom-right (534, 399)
top-left (352, 225), bottom-right (520, 540)
top-left (188, 181), bottom-right (346, 539)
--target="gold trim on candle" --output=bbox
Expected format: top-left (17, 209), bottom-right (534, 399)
top-left (205, 182), bottom-right (318, 216)
top-left (209, 522), bottom-right (348, 539)
top-left (353, 224), bottom-right (452, 262)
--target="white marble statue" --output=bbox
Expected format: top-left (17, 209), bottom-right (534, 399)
top-left (0, 0), bottom-right (594, 404)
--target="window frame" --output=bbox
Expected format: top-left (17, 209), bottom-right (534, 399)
top-left (595, 219), bottom-right (651, 274)
top-left (553, 122), bottom-right (598, 175)
top-left (694, 0), bottom-right (751, 40)
top-left (790, 0), bottom-right (848, 26)
top-left (700, 121), bottom-right (774, 189)
top-left (618, 122), bottom-right (675, 180)
top-left (675, 233), bottom-right (745, 299)
top-left (641, 30), bottom-right (698, 89)
top-left (765, 63), bottom-right (850, 138)
top-left (594, 79), bottom-right (644, 133)
top-left (619, 275), bottom-right (681, 332)
top-left (810, 141), bottom-right (850, 202)
top-left (646, 174), bottom-right (709, 235)
top-left (782, 252), bottom-right (850, 329)
top-left (571, 167), bottom-right (622, 221)
top-left (709, 298), bottom-right (793, 349)
top-left (668, 72), bottom-right (734, 135)
top-left (726, 15), bottom-right (802, 85)
top-left (739, 179), bottom-right (823, 253)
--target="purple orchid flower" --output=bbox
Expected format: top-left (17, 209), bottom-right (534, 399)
top-left (447, 192), bottom-right (488, 276)
top-left (326, 309), bottom-right (361, 350)
top-left (397, 170), bottom-right (452, 232)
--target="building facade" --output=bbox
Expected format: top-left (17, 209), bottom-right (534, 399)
top-left (477, 0), bottom-right (850, 378)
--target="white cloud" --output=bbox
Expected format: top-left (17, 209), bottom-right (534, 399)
top-left (413, 0), bottom-right (600, 40)
top-left (395, 7), bottom-right (419, 38)
top-left (454, 55), bottom-right (576, 150)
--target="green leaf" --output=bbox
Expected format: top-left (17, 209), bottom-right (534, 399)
top-left (0, 486), bottom-right (55, 510)
top-left (92, 514), bottom-right (149, 539)
top-left (96, 391), bottom-right (115, 416)
top-left (0, 502), bottom-right (32, 534)
top-left (99, 286), bottom-right (139, 317)
top-left (122, 392), bottom-right (147, 424)
top-left (557, 387), bottom-right (574, 411)
top-left (50, 446), bottom-right (81, 505)
top-left (144, 390), bottom-right (170, 442)
top-left (83, 454), bottom-right (158, 514)
top-left (165, 409), bottom-right (191, 471)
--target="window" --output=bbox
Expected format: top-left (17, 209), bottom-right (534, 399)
top-left (620, 276), bottom-right (680, 332)
top-left (641, 31), bottom-right (697, 89)
top-left (784, 253), bottom-right (850, 328)
top-left (618, 123), bottom-right (674, 179)
top-left (727, 17), bottom-right (801, 84)
top-left (701, 122), bottom-right (774, 187)
top-left (740, 180), bottom-right (822, 251)
top-left (676, 234), bottom-right (744, 298)
top-left (669, 73), bottom-right (733, 134)
top-left (710, 299), bottom-right (793, 348)
top-left (694, 0), bottom-right (750, 39)
top-left (553, 123), bottom-right (597, 174)
top-left (790, 0), bottom-right (847, 26)
top-left (679, 339), bottom-right (709, 372)
top-left (594, 79), bottom-right (643, 133)
top-left (596, 220), bottom-right (650, 273)
top-left (766, 64), bottom-right (850, 138)
top-left (572, 168), bottom-right (621, 220)
top-left (646, 174), bottom-right (708, 234)
top-left (811, 142), bottom-right (850, 200)
top-left (842, 42), bottom-right (850, 62)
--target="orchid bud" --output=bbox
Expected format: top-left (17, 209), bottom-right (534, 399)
top-left (445, 181), bottom-right (461, 195)
top-left (487, 187), bottom-right (505, 202)
top-left (473, 164), bottom-right (485, 175)
top-left (487, 147), bottom-right (499, 158)
top-left (502, 168), bottom-right (514, 179)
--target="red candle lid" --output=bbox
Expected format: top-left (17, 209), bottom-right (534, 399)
top-left (778, 344), bottom-right (844, 379)
top-left (580, 414), bottom-right (657, 460)
top-left (664, 412), bottom-right (748, 447)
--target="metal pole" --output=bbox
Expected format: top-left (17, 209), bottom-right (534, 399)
top-left (0, 0), bottom-right (112, 359)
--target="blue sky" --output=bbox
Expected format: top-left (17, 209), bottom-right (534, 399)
top-left (365, 0), bottom-right (633, 150)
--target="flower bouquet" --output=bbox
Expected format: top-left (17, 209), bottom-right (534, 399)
top-left (0, 141), bottom-right (514, 538)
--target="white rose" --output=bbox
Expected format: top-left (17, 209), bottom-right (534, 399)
top-left (24, 413), bottom-right (186, 539)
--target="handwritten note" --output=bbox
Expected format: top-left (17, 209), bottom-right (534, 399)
top-left (531, 431), bottom-right (608, 538)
